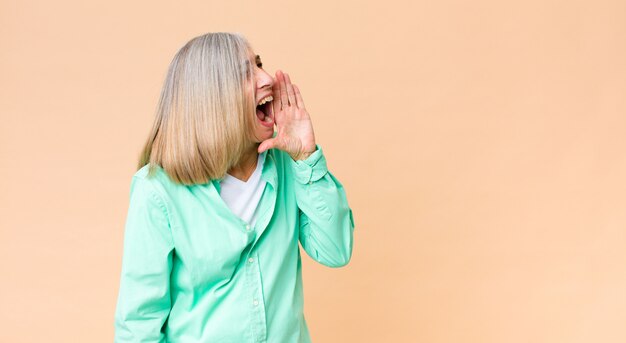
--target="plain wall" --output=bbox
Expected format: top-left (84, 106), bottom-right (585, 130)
top-left (1, 0), bottom-right (625, 342)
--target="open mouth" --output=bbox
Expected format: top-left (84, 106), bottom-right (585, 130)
top-left (256, 97), bottom-right (274, 127)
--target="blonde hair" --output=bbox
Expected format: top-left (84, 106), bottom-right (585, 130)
top-left (137, 32), bottom-right (258, 185)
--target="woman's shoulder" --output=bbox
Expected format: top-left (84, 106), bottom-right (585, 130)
top-left (126, 163), bottom-right (182, 213)
top-left (133, 163), bottom-right (167, 182)
top-left (130, 163), bottom-right (174, 196)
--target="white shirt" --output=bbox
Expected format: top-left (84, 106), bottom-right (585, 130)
top-left (218, 151), bottom-right (267, 229)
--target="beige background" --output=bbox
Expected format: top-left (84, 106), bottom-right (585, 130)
top-left (1, 0), bottom-right (625, 342)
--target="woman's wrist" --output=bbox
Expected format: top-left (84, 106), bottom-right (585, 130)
top-left (291, 146), bottom-right (317, 161)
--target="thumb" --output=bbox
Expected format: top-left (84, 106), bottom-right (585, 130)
top-left (258, 138), bottom-right (277, 154)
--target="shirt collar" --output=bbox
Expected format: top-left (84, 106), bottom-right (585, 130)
top-left (260, 148), bottom-right (278, 189)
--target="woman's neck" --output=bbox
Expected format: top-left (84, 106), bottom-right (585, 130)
top-left (226, 144), bottom-right (260, 182)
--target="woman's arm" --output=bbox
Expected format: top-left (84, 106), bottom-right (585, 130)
top-left (255, 70), bottom-right (355, 267)
top-left (290, 144), bottom-right (355, 268)
top-left (114, 176), bottom-right (174, 342)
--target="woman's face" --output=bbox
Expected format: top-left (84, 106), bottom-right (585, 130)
top-left (248, 52), bottom-right (276, 142)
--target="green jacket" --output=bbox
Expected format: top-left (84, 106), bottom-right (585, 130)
top-left (114, 143), bottom-right (355, 342)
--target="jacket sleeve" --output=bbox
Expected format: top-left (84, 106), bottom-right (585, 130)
top-left (114, 176), bottom-right (174, 343)
top-left (290, 144), bottom-right (355, 268)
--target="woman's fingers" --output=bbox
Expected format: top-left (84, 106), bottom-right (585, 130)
top-left (272, 74), bottom-right (281, 114)
top-left (278, 71), bottom-right (289, 108)
top-left (293, 84), bottom-right (305, 109)
top-left (273, 70), bottom-right (304, 110)
top-left (284, 73), bottom-right (297, 108)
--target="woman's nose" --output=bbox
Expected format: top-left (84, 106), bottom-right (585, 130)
top-left (257, 70), bottom-right (274, 89)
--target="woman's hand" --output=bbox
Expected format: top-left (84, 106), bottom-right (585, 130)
top-left (258, 70), bottom-right (317, 161)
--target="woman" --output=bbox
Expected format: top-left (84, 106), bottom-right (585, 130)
top-left (113, 32), bottom-right (355, 342)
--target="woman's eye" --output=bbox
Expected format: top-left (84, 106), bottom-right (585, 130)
top-left (256, 63), bottom-right (263, 68)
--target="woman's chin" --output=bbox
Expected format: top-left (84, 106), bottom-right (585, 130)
top-left (254, 126), bottom-right (275, 142)
top-left (263, 127), bottom-right (275, 137)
